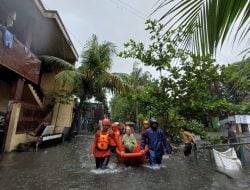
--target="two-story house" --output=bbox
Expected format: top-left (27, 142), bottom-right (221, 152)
top-left (0, 0), bottom-right (78, 152)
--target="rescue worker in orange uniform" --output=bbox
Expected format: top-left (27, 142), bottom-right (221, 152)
top-left (90, 118), bottom-right (119, 169)
top-left (109, 122), bottom-right (121, 153)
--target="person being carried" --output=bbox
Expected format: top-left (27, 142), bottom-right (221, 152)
top-left (122, 126), bottom-right (137, 153)
top-left (180, 127), bottom-right (196, 157)
top-left (141, 119), bottom-right (172, 167)
top-left (90, 118), bottom-right (119, 169)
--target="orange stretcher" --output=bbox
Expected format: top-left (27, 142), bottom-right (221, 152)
top-left (116, 141), bottom-right (148, 165)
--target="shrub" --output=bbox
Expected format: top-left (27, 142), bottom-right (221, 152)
top-left (164, 119), bottom-right (207, 143)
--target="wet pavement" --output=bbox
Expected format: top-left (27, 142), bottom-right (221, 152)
top-left (0, 135), bottom-right (250, 190)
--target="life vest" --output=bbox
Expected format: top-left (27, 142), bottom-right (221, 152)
top-left (109, 131), bottom-right (116, 147)
top-left (97, 133), bottom-right (109, 150)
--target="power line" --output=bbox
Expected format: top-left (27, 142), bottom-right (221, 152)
top-left (117, 0), bottom-right (147, 18)
top-left (110, 0), bottom-right (145, 19)
top-left (67, 29), bottom-right (85, 49)
top-left (108, 0), bottom-right (147, 20)
top-left (150, 0), bottom-right (163, 10)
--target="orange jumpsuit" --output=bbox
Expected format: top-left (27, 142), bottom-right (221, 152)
top-left (109, 129), bottom-right (121, 146)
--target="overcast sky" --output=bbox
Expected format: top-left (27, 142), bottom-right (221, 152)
top-left (42, 0), bottom-right (248, 78)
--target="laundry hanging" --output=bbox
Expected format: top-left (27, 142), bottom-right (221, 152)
top-left (0, 25), bottom-right (14, 48)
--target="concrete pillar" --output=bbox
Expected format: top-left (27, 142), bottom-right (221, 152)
top-left (13, 78), bottom-right (25, 101)
top-left (4, 103), bottom-right (21, 152)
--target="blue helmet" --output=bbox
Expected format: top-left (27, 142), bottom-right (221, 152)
top-left (150, 118), bottom-right (158, 127)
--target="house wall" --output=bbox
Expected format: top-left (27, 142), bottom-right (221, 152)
top-left (4, 103), bottom-right (37, 152)
top-left (0, 80), bottom-right (12, 113)
top-left (40, 72), bottom-right (73, 93)
top-left (4, 65), bottom-right (75, 152)
top-left (40, 72), bottom-right (56, 94)
top-left (8, 134), bottom-right (36, 152)
top-left (52, 100), bottom-right (74, 133)
top-left (40, 72), bottom-right (74, 133)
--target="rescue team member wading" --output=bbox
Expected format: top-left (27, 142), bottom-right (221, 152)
top-left (90, 118), bottom-right (120, 169)
top-left (141, 119), bottom-right (172, 167)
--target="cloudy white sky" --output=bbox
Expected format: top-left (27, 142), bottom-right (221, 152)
top-left (42, 0), bottom-right (248, 78)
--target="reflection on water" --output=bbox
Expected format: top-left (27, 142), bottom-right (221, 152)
top-left (0, 135), bottom-right (250, 190)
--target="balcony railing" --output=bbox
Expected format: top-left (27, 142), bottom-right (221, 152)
top-left (0, 30), bottom-right (41, 84)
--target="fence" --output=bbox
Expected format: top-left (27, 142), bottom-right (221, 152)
top-left (202, 136), bottom-right (250, 167)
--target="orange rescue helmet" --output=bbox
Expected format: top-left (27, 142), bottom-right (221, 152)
top-left (102, 118), bottom-right (111, 126)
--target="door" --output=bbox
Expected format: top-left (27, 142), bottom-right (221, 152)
top-left (241, 124), bottom-right (249, 133)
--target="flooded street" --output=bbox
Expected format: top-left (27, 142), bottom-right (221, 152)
top-left (0, 135), bottom-right (250, 190)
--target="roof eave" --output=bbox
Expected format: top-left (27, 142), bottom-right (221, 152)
top-left (34, 0), bottom-right (79, 61)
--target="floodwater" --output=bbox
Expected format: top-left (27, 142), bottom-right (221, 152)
top-left (0, 135), bottom-right (250, 190)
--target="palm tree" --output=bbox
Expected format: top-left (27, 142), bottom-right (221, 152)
top-left (118, 62), bottom-right (151, 126)
top-left (77, 35), bottom-right (128, 96)
top-left (153, 0), bottom-right (250, 57)
top-left (68, 35), bottom-right (130, 135)
top-left (40, 35), bottom-right (129, 137)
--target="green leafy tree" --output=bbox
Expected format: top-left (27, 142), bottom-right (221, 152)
top-left (119, 20), bottom-right (233, 135)
top-left (221, 57), bottom-right (250, 103)
top-left (110, 94), bottom-right (134, 122)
